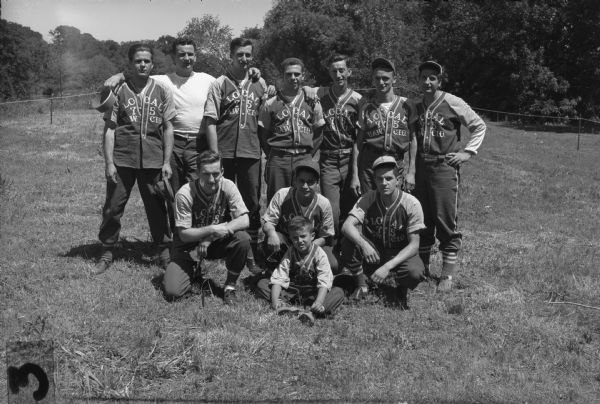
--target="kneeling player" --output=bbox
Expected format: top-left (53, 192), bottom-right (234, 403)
top-left (163, 151), bottom-right (251, 304)
top-left (256, 216), bottom-right (345, 326)
top-left (261, 160), bottom-right (337, 273)
top-left (339, 156), bottom-right (425, 309)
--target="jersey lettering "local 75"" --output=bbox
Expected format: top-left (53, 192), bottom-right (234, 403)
top-left (410, 91), bottom-right (486, 156)
top-left (173, 178), bottom-right (249, 251)
top-left (259, 90), bottom-right (324, 152)
top-left (204, 74), bottom-right (267, 159)
top-left (107, 78), bottom-right (176, 169)
top-left (318, 87), bottom-right (362, 151)
top-left (262, 187), bottom-right (334, 241)
top-left (357, 95), bottom-right (411, 155)
top-left (349, 190), bottom-right (425, 251)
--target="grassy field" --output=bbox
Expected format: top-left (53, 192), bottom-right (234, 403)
top-left (1, 109), bottom-right (599, 403)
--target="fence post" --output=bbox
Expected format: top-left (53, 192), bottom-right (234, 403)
top-left (577, 117), bottom-right (581, 151)
top-left (50, 97), bottom-right (53, 124)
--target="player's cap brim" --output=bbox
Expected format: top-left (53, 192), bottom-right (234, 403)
top-left (371, 58), bottom-right (396, 73)
top-left (418, 60), bottom-right (443, 75)
top-left (93, 87), bottom-right (117, 112)
top-left (293, 160), bottom-right (320, 179)
top-left (372, 155), bottom-right (398, 171)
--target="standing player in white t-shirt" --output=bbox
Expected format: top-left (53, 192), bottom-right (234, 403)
top-left (104, 37), bottom-right (216, 194)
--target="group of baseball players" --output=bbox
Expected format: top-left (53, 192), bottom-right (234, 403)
top-left (95, 36), bottom-right (486, 325)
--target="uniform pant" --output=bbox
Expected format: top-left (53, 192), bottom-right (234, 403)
top-left (358, 147), bottom-right (404, 192)
top-left (163, 231), bottom-right (251, 298)
top-left (413, 156), bottom-right (462, 253)
top-left (255, 278), bottom-right (345, 315)
top-left (262, 231), bottom-right (339, 274)
top-left (168, 135), bottom-right (200, 233)
top-left (319, 152), bottom-right (358, 238)
top-left (170, 135), bottom-right (200, 192)
top-left (339, 235), bottom-right (424, 291)
top-left (98, 166), bottom-right (170, 247)
top-left (265, 150), bottom-right (313, 202)
top-left (222, 157), bottom-right (261, 242)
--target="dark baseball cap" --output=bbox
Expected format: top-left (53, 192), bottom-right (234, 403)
top-left (418, 60), bottom-right (443, 75)
top-left (371, 58), bottom-right (396, 73)
top-left (293, 160), bottom-right (320, 179)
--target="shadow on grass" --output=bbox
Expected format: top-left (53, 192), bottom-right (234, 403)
top-left (61, 239), bottom-right (157, 267)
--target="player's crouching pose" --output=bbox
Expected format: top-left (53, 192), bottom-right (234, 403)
top-left (261, 160), bottom-right (337, 273)
top-left (162, 151), bottom-right (251, 304)
top-left (256, 216), bottom-right (345, 326)
top-left (339, 156), bottom-right (425, 309)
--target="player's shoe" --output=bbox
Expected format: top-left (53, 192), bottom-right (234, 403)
top-left (350, 286), bottom-right (368, 301)
top-left (223, 287), bottom-right (237, 305)
top-left (93, 248), bottom-right (113, 275)
top-left (298, 310), bottom-right (315, 327)
top-left (276, 303), bottom-right (301, 316)
top-left (436, 276), bottom-right (453, 292)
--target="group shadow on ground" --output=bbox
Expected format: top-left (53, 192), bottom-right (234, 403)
top-left (60, 239), bottom-right (228, 302)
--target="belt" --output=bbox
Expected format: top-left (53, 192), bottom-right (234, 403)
top-left (321, 148), bottom-right (352, 156)
top-left (174, 133), bottom-right (196, 141)
top-left (420, 154), bottom-right (447, 162)
top-left (270, 147), bottom-right (310, 155)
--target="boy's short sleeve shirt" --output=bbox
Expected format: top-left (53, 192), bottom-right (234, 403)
top-left (270, 244), bottom-right (333, 290)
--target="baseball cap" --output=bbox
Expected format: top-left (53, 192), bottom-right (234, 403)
top-left (418, 60), bottom-right (443, 75)
top-left (293, 160), bottom-right (320, 179)
top-left (372, 155), bottom-right (398, 171)
top-left (93, 86), bottom-right (117, 113)
top-left (371, 58), bottom-right (396, 73)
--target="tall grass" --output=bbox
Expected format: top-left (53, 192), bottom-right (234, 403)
top-left (1, 112), bottom-right (599, 402)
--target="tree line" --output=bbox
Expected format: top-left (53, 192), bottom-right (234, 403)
top-left (1, 0), bottom-right (599, 119)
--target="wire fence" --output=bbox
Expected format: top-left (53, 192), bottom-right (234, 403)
top-left (2, 90), bottom-right (600, 149)
top-left (0, 92), bottom-right (99, 123)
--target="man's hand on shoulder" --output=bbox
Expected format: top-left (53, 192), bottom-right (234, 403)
top-left (103, 72), bottom-right (125, 89)
top-left (248, 67), bottom-right (261, 82)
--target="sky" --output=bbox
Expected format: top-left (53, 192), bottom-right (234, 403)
top-left (2, 0), bottom-right (275, 42)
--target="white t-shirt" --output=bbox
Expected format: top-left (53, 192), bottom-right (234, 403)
top-left (153, 72), bottom-right (216, 135)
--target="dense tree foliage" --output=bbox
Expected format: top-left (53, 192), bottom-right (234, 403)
top-left (0, 20), bottom-right (49, 99)
top-left (2, 2), bottom-right (600, 118)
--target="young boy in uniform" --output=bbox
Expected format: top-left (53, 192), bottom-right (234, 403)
top-left (410, 61), bottom-right (486, 291)
top-left (255, 216), bottom-right (345, 326)
top-left (258, 57), bottom-right (326, 201)
top-left (162, 151), bottom-right (251, 304)
top-left (204, 38), bottom-right (268, 263)
top-left (95, 43), bottom-right (175, 275)
top-left (316, 55), bottom-right (362, 241)
top-left (356, 58), bottom-right (416, 193)
top-left (340, 156), bottom-right (425, 309)
top-left (261, 160), bottom-right (337, 272)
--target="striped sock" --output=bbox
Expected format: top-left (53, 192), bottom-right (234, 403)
top-left (441, 251), bottom-right (457, 277)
